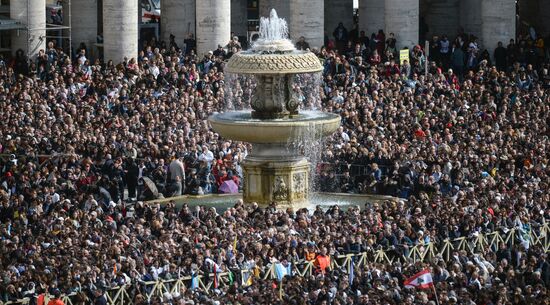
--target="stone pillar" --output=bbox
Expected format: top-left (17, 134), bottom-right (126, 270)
top-left (260, 0), bottom-right (290, 22)
top-left (480, 0), bottom-right (515, 53)
top-left (517, 0), bottom-right (537, 36)
top-left (11, 0), bottom-right (46, 58)
top-left (68, 0), bottom-right (98, 54)
top-left (459, 0), bottom-right (481, 40)
top-left (359, 0), bottom-right (385, 36)
top-left (325, 0), bottom-right (354, 40)
top-left (103, 0), bottom-right (138, 63)
top-left (539, 0), bottom-right (550, 36)
top-left (385, 0), bottom-right (419, 50)
top-left (161, 0), bottom-right (195, 50)
top-left (289, 0), bottom-right (324, 49)
top-left (422, 0), bottom-right (459, 37)
top-left (231, 0), bottom-right (248, 38)
top-left (196, 0), bottom-right (231, 56)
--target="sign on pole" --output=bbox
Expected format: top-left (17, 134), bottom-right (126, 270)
top-left (399, 49), bottom-right (409, 65)
top-left (424, 40), bottom-right (429, 77)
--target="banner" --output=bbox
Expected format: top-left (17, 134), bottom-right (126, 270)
top-left (400, 49), bottom-right (410, 65)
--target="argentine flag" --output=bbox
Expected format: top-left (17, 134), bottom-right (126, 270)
top-left (274, 262), bottom-right (292, 282)
top-left (190, 273), bottom-right (199, 290)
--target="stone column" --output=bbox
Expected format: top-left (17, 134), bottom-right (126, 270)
top-left (359, 0), bottom-right (385, 36)
top-left (67, 0), bottom-right (98, 54)
top-left (539, 0), bottom-right (550, 36)
top-left (103, 0), bottom-right (138, 63)
top-left (231, 0), bottom-right (248, 38)
top-left (325, 0), bottom-right (354, 39)
top-left (260, 0), bottom-right (290, 22)
top-left (385, 0), bottom-right (419, 50)
top-left (196, 0), bottom-right (231, 56)
top-left (423, 0), bottom-right (459, 37)
top-left (480, 0), bottom-right (515, 53)
top-left (459, 0), bottom-right (481, 41)
top-left (11, 0), bottom-right (46, 58)
top-left (289, 0), bottom-right (324, 49)
top-left (161, 0), bottom-right (195, 50)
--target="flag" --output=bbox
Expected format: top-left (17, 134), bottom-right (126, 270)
top-left (228, 271), bottom-right (234, 285)
top-left (349, 256), bottom-right (354, 286)
top-left (244, 271), bottom-right (253, 286)
top-left (316, 255), bottom-right (330, 274)
top-left (404, 269), bottom-right (434, 289)
top-left (274, 262), bottom-right (292, 282)
top-left (37, 294), bottom-right (44, 305)
top-left (233, 235), bottom-right (238, 251)
top-left (190, 273), bottom-right (199, 290)
top-left (213, 265), bottom-right (218, 289)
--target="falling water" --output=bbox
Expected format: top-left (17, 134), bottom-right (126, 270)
top-left (223, 73), bottom-right (256, 112)
top-left (286, 113), bottom-right (327, 194)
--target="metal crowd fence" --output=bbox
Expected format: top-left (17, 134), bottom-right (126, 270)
top-left (2, 221), bottom-right (548, 305)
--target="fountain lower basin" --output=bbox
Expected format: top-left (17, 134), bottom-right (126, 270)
top-left (209, 110), bottom-right (340, 205)
top-left (209, 110), bottom-right (340, 144)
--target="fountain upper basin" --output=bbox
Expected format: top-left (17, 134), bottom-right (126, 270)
top-left (209, 110), bottom-right (340, 144)
top-left (225, 51), bottom-right (323, 75)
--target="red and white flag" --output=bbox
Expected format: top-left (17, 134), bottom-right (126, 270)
top-left (404, 269), bottom-right (434, 289)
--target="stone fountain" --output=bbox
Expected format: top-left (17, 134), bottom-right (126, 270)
top-left (209, 10), bottom-right (340, 206)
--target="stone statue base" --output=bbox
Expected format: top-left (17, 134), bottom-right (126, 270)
top-left (242, 155), bottom-right (309, 206)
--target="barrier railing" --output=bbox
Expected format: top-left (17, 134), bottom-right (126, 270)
top-left (2, 221), bottom-right (548, 305)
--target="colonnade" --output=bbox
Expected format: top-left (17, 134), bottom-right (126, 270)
top-left (10, 0), bottom-right (520, 61)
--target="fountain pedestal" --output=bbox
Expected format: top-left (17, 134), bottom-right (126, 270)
top-left (243, 157), bottom-right (309, 205)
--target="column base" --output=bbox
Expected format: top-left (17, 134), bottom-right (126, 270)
top-left (242, 157), bottom-right (309, 206)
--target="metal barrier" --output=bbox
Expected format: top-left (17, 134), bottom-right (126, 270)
top-left (2, 221), bottom-right (548, 305)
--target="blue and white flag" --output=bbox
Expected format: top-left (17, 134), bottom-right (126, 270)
top-left (349, 256), bottom-right (355, 286)
top-left (190, 273), bottom-right (199, 290)
top-left (274, 262), bottom-right (292, 282)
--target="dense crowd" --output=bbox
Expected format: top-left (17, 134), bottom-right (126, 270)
top-left (0, 22), bottom-right (550, 305)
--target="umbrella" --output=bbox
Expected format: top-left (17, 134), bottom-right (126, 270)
top-left (141, 176), bottom-right (159, 199)
top-left (219, 180), bottom-right (239, 194)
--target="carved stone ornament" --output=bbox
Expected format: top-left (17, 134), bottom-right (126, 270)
top-left (273, 176), bottom-right (289, 201)
top-left (225, 52), bottom-right (323, 75)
